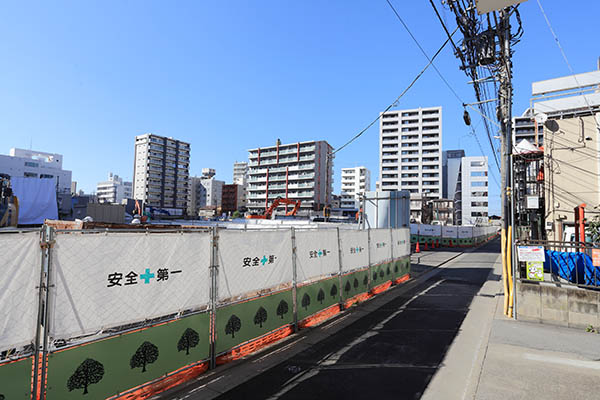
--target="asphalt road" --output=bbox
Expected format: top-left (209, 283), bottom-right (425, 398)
top-left (160, 240), bottom-right (500, 400)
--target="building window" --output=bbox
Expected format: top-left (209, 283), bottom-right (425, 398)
top-left (471, 211), bottom-right (488, 217)
top-left (471, 201), bottom-right (488, 207)
top-left (471, 161), bottom-right (485, 167)
top-left (471, 171), bottom-right (487, 177)
top-left (472, 181), bottom-right (488, 187)
top-left (24, 161), bottom-right (39, 167)
top-left (24, 172), bottom-right (38, 178)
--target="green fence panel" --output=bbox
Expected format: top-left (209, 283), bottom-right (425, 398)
top-left (296, 277), bottom-right (339, 322)
top-left (46, 312), bottom-right (210, 400)
top-left (0, 357), bottom-right (32, 399)
top-left (392, 257), bottom-right (410, 281)
top-left (215, 290), bottom-right (293, 355)
top-left (410, 235), bottom-right (417, 243)
top-left (370, 262), bottom-right (392, 287)
top-left (341, 269), bottom-right (369, 301)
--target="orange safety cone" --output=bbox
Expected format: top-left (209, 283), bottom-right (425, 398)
top-left (436, 239), bottom-right (440, 248)
top-left (449, 239), bottom-right (453, 247)
top-left (415, 241), bottom-right (420, 253)
top-left (424, 241), bottom-right (429, 251)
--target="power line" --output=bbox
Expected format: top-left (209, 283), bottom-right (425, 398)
top-left (330, 26), bottom-right (458, 157)
top-left (536, 0), bottom-right (600, 130)
top-left (387, 0), bottom-right (501, 171)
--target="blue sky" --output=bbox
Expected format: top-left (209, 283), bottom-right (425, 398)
top-left (1, 1), bottom-right (598, 215)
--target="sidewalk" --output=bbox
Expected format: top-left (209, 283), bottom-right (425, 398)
top-left (422, 247), bottom-right (600, 400)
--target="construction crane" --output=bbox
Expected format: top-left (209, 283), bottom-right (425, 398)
top-left (246, 197), bottom-right (302, 220)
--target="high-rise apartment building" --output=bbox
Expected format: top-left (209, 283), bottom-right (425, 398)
top-left (96, 173), bottom-right (132, 204)
top-left (246, 140), bottom-right (334, 215)
top-left (233, 161), bottom-right (248, 208)
top-left (133, 133), bottom-right (190, 215)
top-left (0, 148), bottom-right (72, 193)
top-left (340, 166), bottom-right (371, 209)
top-left (460, 156), bottom-right (489, 226)
top-left (380, 106), bottom-right (442, 220)
top-left (442, 150), bottom-right (465, 200)
top-left (513, 108), bottom-right (544, 146)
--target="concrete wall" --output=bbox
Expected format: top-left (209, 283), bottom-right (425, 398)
top-left (517, 281), bottom-right (600, 328)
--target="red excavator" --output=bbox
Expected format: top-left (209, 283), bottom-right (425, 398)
top-left (246, 197), bottom-right (302, 220)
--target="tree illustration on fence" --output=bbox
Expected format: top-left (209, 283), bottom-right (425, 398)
top-left (394, 264), bottom-right (399, 273)
top-left (344, 281), bottom-right (351, 293)
top-left (380, 270), bottom-right (385, 278)
top-left (301, 293), bottom-right (311, 310)
top-left (330, 284), bottom-right (338, 298)
top-left (353, 278), bottom-right (359, 289)
top-left (276, 300), bottom-right (289, 319)
top-left (0, 394), bottom-right (4, 400)
top-left (363, 276), bottom-right (368, 286)
top-left (225, 315), bottom-right (241, 338)
top-left (317, 288), bottom-right (325, 304)
top-left (177, 328), bottom-right (200, 355)
top-left (254, 307), bottom-right (268, 328)
top-left (67, 358), bottom-right (105, 395)
top-left (373, 272), bottom-right (378, 281)
top-left (130, 341), bottom-right (159, 373)
top-left (386, 267), bottom-right (391, 276)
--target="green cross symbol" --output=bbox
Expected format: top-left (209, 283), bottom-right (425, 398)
top-left (140, 268), bottom-right (155, 284)
top-left (318, 250), bottom-right (323, 257)
top-left (261, 255), bottom-right (268, 265)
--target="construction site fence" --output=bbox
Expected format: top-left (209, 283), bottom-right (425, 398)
top-left (409, 224), bottom-right (499, 247)
top-left (0, 225), bottom-right (411, 400)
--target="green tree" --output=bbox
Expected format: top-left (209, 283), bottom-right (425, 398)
top-left (301, 293), bottom-right (311, 310)
top-left (254, 306), bottom-right (268, 328)
top-left (587, 215), bottom-right (600, 244)
top-left (67, 358), bottom-right (105, 395)
top-left (330, 284), bottom-right (338, 298)
top-left (232, 210), bottom-right (241, 219)
top-left (130, 341), bottom-right (159, 373)
top-left (317, 288), bottom-right (325, 304)
top-left (225, 315), bottom-right (241, 338)
top-left (353, 278), bottom-right (359, 289)
top-left (276, 300), bottom-right (289, 319)
top-left (177, 328), bottom-right (200, 355)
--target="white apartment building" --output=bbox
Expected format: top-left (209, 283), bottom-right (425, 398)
top-left (460, 156), bottom-right (489, 226)
top-left (199, 178), bottom-right (224, 208)
top-left (133, 133), bottom-right (190, 215)
top-left (513, 108), bottom-right (544, 146)
top-left (0, 148), bottom-right (72, 193)
top-left (340, 166), bottom-right (371, 209)
top-left (380, 106), bottom-right (443, 219)
top-left (233, 161), bottom-right (248, 208)
top-left (96, 172), bottom-right (132, 204)
top-left (247, 140), bottom-right (334, 215)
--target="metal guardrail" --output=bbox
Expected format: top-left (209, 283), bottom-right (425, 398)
top-left (516, 239), bottom-right (600, 290)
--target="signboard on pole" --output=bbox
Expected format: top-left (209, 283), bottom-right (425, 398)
top-left (592, 249), bottom-right (600, 267)
top-left (517, 246), bottom-right (546, 262)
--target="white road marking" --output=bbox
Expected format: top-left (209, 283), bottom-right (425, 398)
top-left (524, 353), bottom-right (600, 370)
top-left (253, 337), bottom-right (307, 363)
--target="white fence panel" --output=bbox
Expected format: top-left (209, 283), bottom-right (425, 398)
top-left (295, 229), bottom-right (340, 284)
top-left (0, 232), bottom-right (41, 350)
top-left (339, 229), bottom-right (369, 273)
top-left (217, 230), bottom-right (293, 303)
top-left (392, 228), bottom-right (410, 257)
top-left (419, 225), bottom-right (441, 237)
top-left (50, 232), bottom-right (211, 339)
top-left (369, 229), bottom-right (392, 265)
top-left (458, 227), bottom-right (473, 238)
top-left (442, 226), bottom-right (458, 238)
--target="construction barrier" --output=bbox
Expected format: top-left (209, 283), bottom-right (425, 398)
top-left (410, 224), bottom-right (498, 248)
top-left (0, 226), bottom-right (411, 400)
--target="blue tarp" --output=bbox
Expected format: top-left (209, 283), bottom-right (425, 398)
top-left (544, 250), bottom-right (600, 287)
top-left (11, 177), bottom-right (58, 224)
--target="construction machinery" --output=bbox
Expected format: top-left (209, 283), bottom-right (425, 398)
top-left (246, 197), bottom-right (301, 220)
top-left (0, 174), bottom-right (18, 227)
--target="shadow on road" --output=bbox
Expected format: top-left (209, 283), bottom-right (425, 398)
top-left (213, 240), bottom-right (500, 400)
